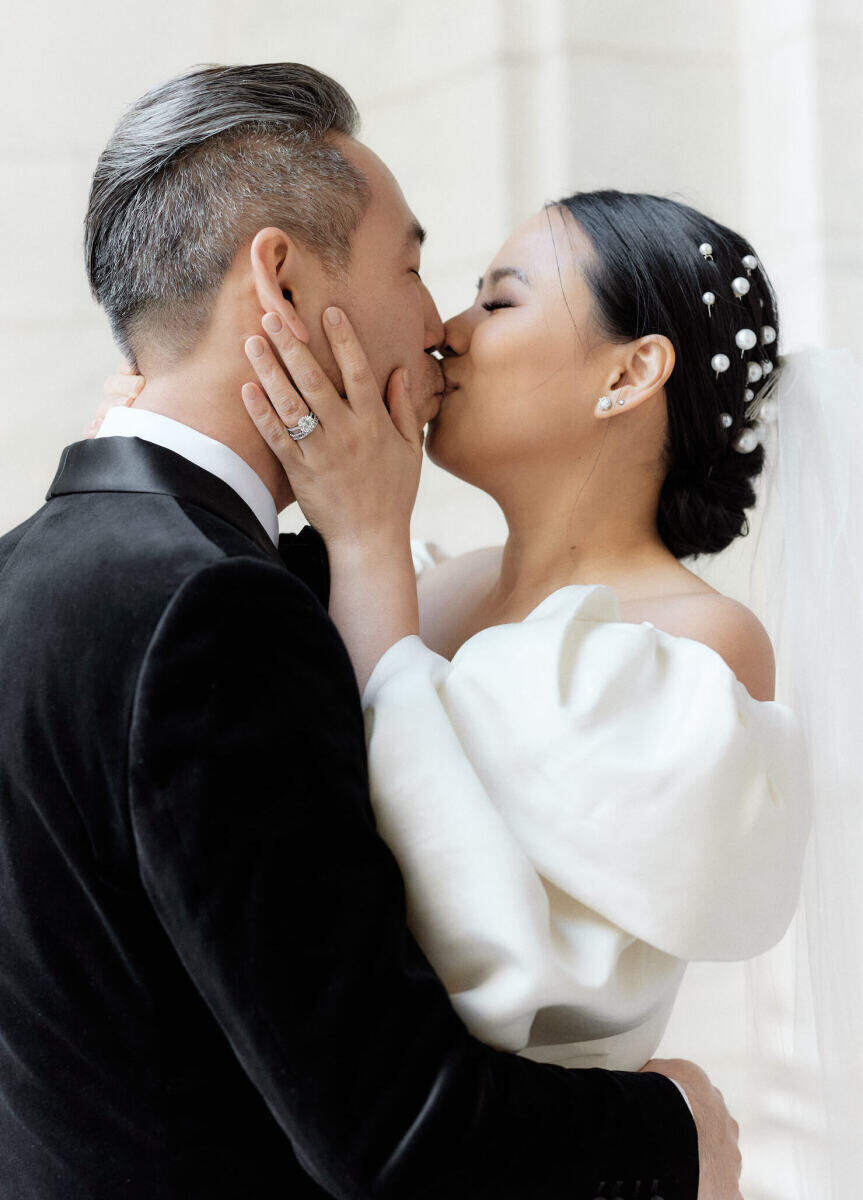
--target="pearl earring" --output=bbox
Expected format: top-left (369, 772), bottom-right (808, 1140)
top-left (598, 396), bottom-right (612, 412)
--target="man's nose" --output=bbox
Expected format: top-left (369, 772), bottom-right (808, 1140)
top-left (421, 281), bottom-right (446, 354)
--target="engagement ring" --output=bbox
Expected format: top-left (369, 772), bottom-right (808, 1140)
top-left (287, 413), bottom-right (319, 441)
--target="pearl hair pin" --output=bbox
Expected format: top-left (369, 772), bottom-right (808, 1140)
top-left (697, 240), bottom-right (780, 455)
top-left (747, 361), bottom-right (763, 383)
top-left (735, 328), bottom-right (757, 354)
top-left (711, 353), bottom-right (731, 378)
top-left (735, 428), bottom-right (759, 453)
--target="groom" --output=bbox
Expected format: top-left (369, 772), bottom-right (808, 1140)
top-left (0, 64), bottom-right (738, 1199)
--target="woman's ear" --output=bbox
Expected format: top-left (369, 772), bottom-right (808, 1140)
top-left (594, 334), bottom-right (675, 419)
top-left (249, 227), bottom-right (310, 343)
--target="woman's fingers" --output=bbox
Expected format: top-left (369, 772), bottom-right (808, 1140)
top-left (83, 392), bottom-right (137, 438)
top-left (244, 334), bottom-right (314, 442)
top-left (320, 307), bottom-right (383, 419)
top-left (103, 372), bottom-right (145, 401)
top-left (241, 381), bottom-right (303, 470)
top-left (258, 311), bottom-right (341, 424)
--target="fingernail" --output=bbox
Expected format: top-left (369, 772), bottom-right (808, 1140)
top-left (241, 383), bottom-right (257, 404)
top-left (403, 368), bottom-right (410, 390)
top-left (262, 311), bottom-right (283, 335)
top-left (124, 394), bottom-right (137, 407)
top-left (247, 337), bottom-right (265, 358)
top-left (325, 307), bottom-right (341, 326)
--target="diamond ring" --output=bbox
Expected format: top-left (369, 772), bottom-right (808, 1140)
top-left (287, 412), bottom-right (320, 441)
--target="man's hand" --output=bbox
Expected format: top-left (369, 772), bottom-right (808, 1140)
top-left (643, 1058), bottom-right (742, 1199)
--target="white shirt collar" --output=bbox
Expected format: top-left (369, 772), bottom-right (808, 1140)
top-left (96, 406), bottom-right (280, 547)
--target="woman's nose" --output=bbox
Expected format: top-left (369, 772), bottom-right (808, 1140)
top-left (441, 307), bottom-right (475, 357)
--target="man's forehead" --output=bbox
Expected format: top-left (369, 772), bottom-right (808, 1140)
top-left (336, 136), bottom-right (426, 249)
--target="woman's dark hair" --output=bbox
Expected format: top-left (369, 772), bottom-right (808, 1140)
top-left (555, 190), bottom-right (779, 558)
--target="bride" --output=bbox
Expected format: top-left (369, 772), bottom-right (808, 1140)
top-left (235, 189), bottom-right (811, 1072)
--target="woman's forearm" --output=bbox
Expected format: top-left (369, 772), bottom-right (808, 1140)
top-left (327, 538), bottom-right (420, 694)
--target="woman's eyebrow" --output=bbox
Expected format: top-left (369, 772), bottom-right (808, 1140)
top-left (476, 266), bottom-right (530, 290)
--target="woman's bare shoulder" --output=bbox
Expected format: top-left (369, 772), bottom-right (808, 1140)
top-left (417, 545), bottom-right (503, 595)
top-left (647, 590), bottom-right (776, 701)
top-left (417, 545), bottom-right (503, 655)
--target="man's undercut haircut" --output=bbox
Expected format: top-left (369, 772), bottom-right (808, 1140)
top-left (84, 63), bottom-right (368, 367)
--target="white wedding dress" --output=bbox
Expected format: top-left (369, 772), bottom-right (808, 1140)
top-left (361, 557), bottom-right (810, 1072)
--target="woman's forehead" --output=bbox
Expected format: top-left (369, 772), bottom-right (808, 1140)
top-left (488, 207), bottom-right (591, 284)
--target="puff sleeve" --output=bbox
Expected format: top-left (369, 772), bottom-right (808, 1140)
top-left (362, 583), bottom-right (810, 1056)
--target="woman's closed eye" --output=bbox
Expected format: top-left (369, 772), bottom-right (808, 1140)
top-left (481, 299), bottom-right (515, 313)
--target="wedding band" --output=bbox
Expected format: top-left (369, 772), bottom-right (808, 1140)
top-left (287, 413), bottom-right (319, 441)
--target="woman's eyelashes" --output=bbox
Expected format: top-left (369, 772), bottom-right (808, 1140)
top-left (481, 299), bottom-right (515, 313)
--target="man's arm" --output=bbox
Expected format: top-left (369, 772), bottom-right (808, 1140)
top-left (128, 555), bottom-right (700, 1199)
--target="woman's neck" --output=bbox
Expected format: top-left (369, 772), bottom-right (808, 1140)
top-left (483, 459), bottom-right (676, 619)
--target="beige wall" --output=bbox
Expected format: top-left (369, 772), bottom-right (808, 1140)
top-left (3, 0), bottom-right (860, 543)
top-left (1, 3), bottom-right (860, 1194)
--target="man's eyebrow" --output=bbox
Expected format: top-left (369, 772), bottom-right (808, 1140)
top-left (407, 220), bottom-right (427, 247)
top-left (476, 266), bottom-right (530, 290)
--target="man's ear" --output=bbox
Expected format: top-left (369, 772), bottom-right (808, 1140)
top-left (249, 227), bottom-right (310, 343)
top-left (595, 334), bottom-right (675, 418)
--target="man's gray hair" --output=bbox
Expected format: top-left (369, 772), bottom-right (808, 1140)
top-left (84, 63), bottom-right (368, 367)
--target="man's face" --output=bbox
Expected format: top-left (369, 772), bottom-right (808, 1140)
top-left (306, 138), bottom-right (447, 428)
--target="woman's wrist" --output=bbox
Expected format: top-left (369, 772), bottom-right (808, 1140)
top-left (324, 525), bottom-right (413, 572)
top-left (326, 538), bottom-right (419, 692)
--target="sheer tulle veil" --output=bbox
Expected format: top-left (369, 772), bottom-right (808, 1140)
top-left (683, 348), bottom-right (863, 1195)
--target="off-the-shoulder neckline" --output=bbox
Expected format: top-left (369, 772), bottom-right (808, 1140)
top-left (449, 581), bottom-right (778, 705)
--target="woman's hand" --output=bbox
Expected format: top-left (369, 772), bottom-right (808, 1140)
top-left (241, 306), bottom-right (423, 556)
top-left (242, 306), bottom-right (423, 691)
top-left (84, 363), bottom-right (146, 437)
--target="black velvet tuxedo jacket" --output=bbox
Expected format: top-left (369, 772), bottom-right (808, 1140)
top-left (0, 436), bottom-right (698, 1199)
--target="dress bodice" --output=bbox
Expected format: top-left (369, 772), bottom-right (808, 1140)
top-left (362, 562), bottom-right (810, 1070)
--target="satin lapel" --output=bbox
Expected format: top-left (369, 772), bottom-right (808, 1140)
top-left (47, 438), bottom-right (281, 562)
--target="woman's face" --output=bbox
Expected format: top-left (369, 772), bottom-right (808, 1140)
top-left (426, 206), bottom-right (622, 491)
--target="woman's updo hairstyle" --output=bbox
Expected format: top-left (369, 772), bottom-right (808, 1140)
top-left (555, 190), bottom-right (780, 558)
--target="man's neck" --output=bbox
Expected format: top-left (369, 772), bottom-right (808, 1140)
top-left (129, 360), bottom-right (294, 512)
